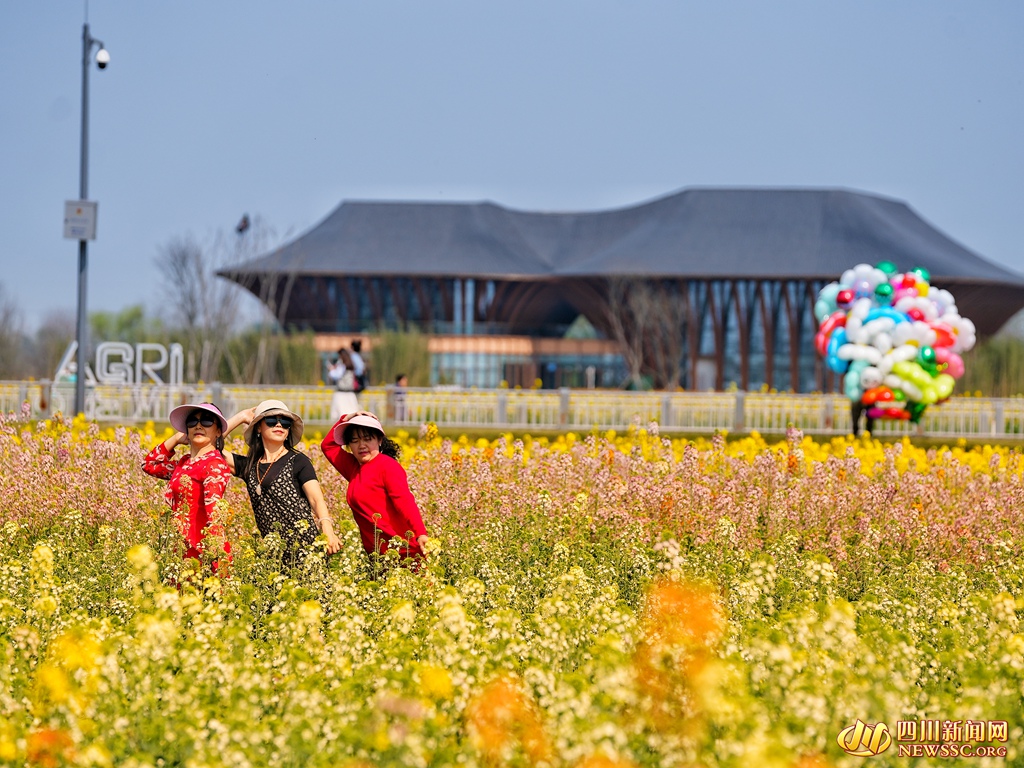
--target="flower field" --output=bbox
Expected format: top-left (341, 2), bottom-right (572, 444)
top-left (1, 409), bottom-right (1023, 767)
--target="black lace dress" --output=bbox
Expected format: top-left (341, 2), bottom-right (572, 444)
top-left (231, 450), bottom-right (321, 564)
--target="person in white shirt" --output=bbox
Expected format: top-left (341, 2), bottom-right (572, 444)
top-left (349, 339), bottom-right (366, 390)
top-left (328, 348), bottom-right (359, 421)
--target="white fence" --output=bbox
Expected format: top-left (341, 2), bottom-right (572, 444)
top-left (2, 381), bottom-right (1022, 439)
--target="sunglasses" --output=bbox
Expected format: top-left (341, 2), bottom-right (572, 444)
top-left (185, 413), bottom-right (217, 429)
top-left (262, 416), bottom-right (293, 429)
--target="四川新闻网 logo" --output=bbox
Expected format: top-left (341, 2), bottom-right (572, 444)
top-left (837, 720), bottom-right (893, 756)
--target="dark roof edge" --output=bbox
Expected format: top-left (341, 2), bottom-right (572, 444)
top-left (336, 184), bottom-right (905, 217)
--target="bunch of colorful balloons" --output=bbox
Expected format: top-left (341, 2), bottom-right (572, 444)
top-left (814, 262), bottom-right (976, 422)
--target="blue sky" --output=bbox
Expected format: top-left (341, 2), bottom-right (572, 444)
top-left (3, 1), bottom-right (1023, 331)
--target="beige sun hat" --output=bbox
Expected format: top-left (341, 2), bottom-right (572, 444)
top-left (244, 399), bottom-right (304, 443)
top-left (333, 412), bottom-right (385, 445)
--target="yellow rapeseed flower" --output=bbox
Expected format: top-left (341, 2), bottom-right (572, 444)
top-left (51, 628), bottom-right (102, 672)
top-left (32, 596), bottom-right (58, 617)
top-left (418, 665), bottom-right (453, 700)
top-left (126, 544), bottom-right (155, 571)
top-left (33, 664), bottom-right (71, 706)
top-left (298, 600), bottom-right (324, 624)
top-left (29, 543), bottom-right (55, 578)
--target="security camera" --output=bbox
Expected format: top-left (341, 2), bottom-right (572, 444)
top-left (96, 48), bottom-right (110, 69)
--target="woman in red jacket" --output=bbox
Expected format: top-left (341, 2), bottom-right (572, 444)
top-left (321, 411), bottom-right (429, 562)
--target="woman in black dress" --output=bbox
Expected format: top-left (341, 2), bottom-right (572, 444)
top-left (225, 399), bottom-right (341, 564)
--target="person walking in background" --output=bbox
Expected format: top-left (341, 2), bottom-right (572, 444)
top-left (393, 373), bottom-right (408, 421)
top-left (320, 411), bottom-right (429, 566)
top-left (328, 347), bottom-right (360, 421)
top-left (223, 400), bottom-right (341, 565)
top-left (350, 339), bottom-right (367, 391)
top-left (142, 402), bottom-right (250, 574)
top-left (851, 400), bottom-right (875, 437)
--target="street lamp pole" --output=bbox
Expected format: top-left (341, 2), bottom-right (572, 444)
top-left (74, 22), bottom-right (107, 416)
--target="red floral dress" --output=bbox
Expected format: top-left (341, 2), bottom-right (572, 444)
top-left (143, 443), bottom-right (232, 569)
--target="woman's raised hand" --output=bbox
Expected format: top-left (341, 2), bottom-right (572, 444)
top-left (341, 411), bottom-right (375, 423)
top-left (225, 407), bottom-right (258, 435)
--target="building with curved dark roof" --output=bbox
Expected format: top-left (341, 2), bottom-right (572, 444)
top-left (219, 188), bottom-right (1024, 391)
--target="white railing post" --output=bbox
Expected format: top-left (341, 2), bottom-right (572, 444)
top-left (734, 391), bottom-right (745, 432)
top-left (496, 389), bottom-right (508, 427)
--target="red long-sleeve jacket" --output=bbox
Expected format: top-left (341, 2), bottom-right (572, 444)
top-left (320, 429), bottom-right (426, 557)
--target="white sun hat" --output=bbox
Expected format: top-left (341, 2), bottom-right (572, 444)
top-left (244, 399), bottom-right (304, 443)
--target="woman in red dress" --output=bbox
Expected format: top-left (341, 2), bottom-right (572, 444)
top-left (320, 411), bottom-right (429, 563)
top-left (142, 402), bottom-right (249, 574)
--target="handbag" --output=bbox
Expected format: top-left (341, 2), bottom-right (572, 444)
top-left (336, 370), bottom-right (356, 392)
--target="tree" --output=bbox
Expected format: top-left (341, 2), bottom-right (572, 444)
top-left (219, 218), bottom-right (305, 385)
top-left (91, 304), bottom-right (168, 346)
top-left (369, 328), bottom-right (432, 387)
top-left (0, 283), bottom-right (24, 379)
top-left (156, 234), bottom-right (238, 382)
top-left (155, 218), bottom-right (290, 383)
top-left (958, 336), bottom-right (1024, 397)
top-left (221, 326), bottom-right (320, 385)
top-left (603, 277), bottom-right (688, 390)
top-left (604, 277), bottom-right (652, 389)
top-left (274, 329), bottom-right (320, 384)
top-left (30, 310), bottom-right (76, 380)
top-left (643, 282), bottom-right (689, 391)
